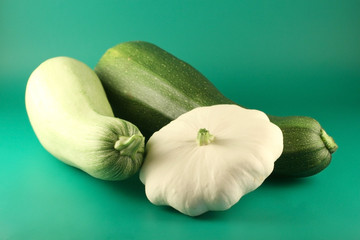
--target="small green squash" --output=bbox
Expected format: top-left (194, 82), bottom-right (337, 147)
top-left (94, 41), bottom-right (338, 177)
top-left (25, 56), bottom-right (145, 180)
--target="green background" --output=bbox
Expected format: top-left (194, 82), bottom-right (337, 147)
top-left (1, 0), bottom-right (359, 239)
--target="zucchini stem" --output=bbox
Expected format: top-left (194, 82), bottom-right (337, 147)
top-left (114, 134), bottom-right (144, 157)
top-left (320, 129), bottom-right (338, 154)
top-left (197, 128), bottom-right (215, 146)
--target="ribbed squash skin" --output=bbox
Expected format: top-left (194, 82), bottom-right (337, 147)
top-left (95, 41), bottom-right (337, 177)
top-left (26, 56), bottom-right (145, 180)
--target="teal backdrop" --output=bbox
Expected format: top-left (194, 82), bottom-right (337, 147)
top-left (1, 0), bottom-right (359, 239)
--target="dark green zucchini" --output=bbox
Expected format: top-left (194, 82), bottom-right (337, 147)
top-left (94, 41), bottom-right (338, 177)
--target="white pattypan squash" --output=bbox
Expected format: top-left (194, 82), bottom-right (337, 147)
top-left (139, 104), bottom-right (283, 216)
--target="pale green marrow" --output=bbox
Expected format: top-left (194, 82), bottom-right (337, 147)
top-left (25, 56), bottom-right (145, 180)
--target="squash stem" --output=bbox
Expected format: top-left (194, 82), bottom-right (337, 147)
top-left (114, 134), bottom-right (145, 157)
top-left (197, 128), bottom-right (215, 146)
top-left (320, 129), bottom-right (338, 154)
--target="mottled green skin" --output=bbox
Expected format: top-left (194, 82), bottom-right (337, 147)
top-left (269, 116), bottom-right (336, 177)
top-left (95, 41), bottom-right (230, 138)
top-left (95, 41), bottom-right (337, 177)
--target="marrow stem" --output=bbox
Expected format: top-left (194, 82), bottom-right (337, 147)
top-left (320, 129), bottom-right (338, 154)
top-left (114, 134), bottom-right (144, 157)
